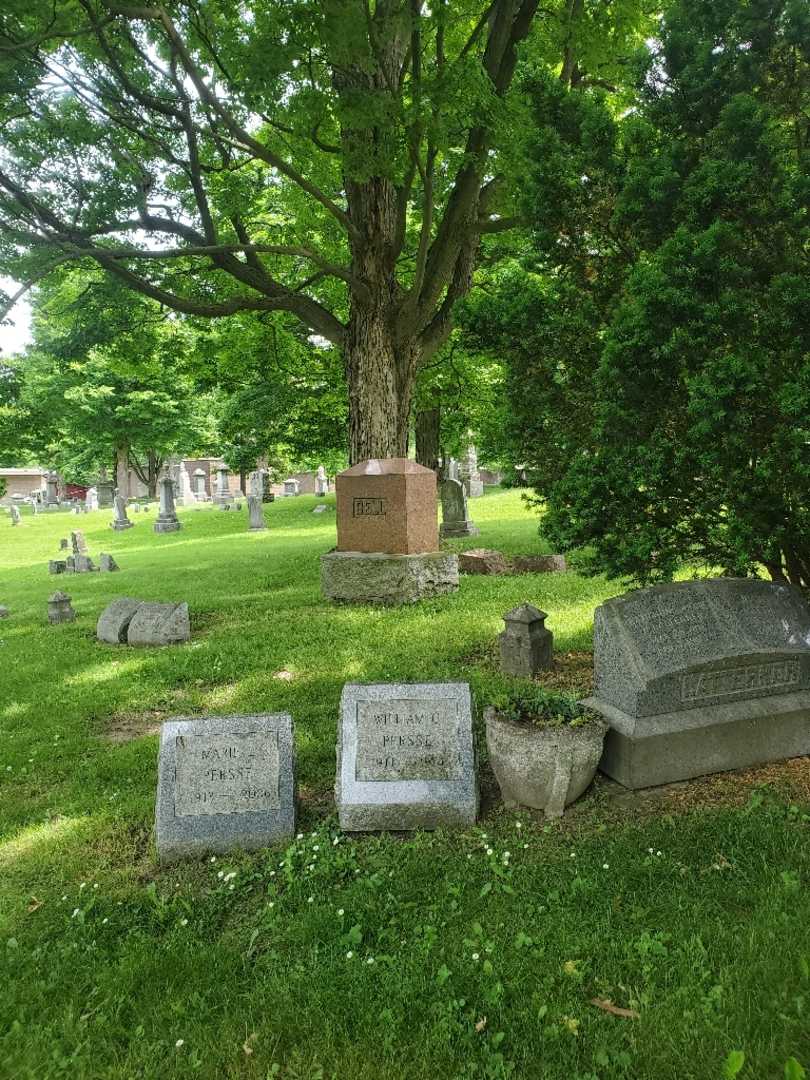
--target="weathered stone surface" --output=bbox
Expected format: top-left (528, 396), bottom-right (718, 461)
top-left (99, 553), bottom-right (120, 572)
top-left (585, 578), bottom-right (810, 789)
top-left (439, 478), bottom-right (479, 539)
top-left (337, 683), bottom-right (477, 831)
top-left (127, 601), bottom-right (190, 646)
top-left (247, 495), bottom-right (266, 530)
top-left (335, 458), bottom-right (439, 555)
top-left (214, 466), bottom-right (234, 505)
top-left (459, 445), bottom-right (484, 498)
top-left (49, 560), bottom-right (67, 574)
top-left (97, 597), bottom-right (144, 643)
top-left (154, 476), bottom-right (182, 533)
top-left (315, 465), bottom-right (329, 496)
top-left (321, 550), bottom-right (458, 605)
top-left (282, 478), bottom-right (300, 496)
top-left (0, 606), bottom-right (9, 618)
top-left (156, 713), bottom-right (296, 861)
top-left (111, 494), bottom-right (133, 530)
top-left (70, 530), bottom-right (87, 554)
top-left (71, 554), bottom-right (97, 573)
top-left (97, 480), bottom-right (115, 508)
top-left (312, 505), bottom-right (328, 513)
top-left (512, 554), bottom-right (568, 574)
top-left (59, 538), bottom-right (69, 550)
top-left (458, 549), bottom-right (509, 575)
top-left (48, 591), bottom-right (75, 624)
top-left (485, 709), bottom-right (606, 816)
top-left (499, 604), bottom-right (553, 676)
top-left (9, 506), bottom-right (21, 525)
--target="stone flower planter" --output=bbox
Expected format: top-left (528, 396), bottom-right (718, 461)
top-left (485, 707), bottom-right (607, 817)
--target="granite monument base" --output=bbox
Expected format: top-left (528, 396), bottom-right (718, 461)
top-left (588, 691), bottom-right (810, 790)
top-left (111, 520), bottom-right (133, 531)
top-left (439, 521), bottom-right (480, 539)
top-left (154, 518), bottom-right (181, 533)
top-left (321, 550), bottom-right (458, 604)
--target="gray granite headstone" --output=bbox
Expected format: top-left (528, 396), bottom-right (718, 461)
top-left (49, 560), bottom-right (67, 575)
top-left (71, 531), bottom-right (88, 555)
top-left (9, 506), bottom-right (21, 525)
top-left (154, 476), bottom-right (182, 533)
top-left (499, 604), bottom-right (553, 676)
top-left (337, 682), bottom-right (478, 831)
top-left (127, 601), bottom-right (190, 646)
top-left (111, 494), bottom-right (133, 531)
top-left (99, 553), bottom-right (120, 572)
top-left (0, 606), bottom-right (9, 619)
top-left (59, 538), bottom-right (69, 550)
top-left (439, 479), bottom-right (479, 539)
top-left (155, 713), bottom-right (296, 861)
top-left (585, 578), bottom-right (810, 789)
top-left (97, 597), bottom-right (144, 643)
top-left (247, 495), bottom-right (267, 530)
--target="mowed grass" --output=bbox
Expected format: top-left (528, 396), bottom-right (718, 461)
top-left (0, 490), bottom-right (808, 1080)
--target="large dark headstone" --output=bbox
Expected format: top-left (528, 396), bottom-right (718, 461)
top-left (585, 578), bottom-right (810, 788)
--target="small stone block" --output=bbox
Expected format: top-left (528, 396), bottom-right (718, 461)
top-left (97, 597), bottom-right (144, 643)
top-left (59, 538), bottom-right (69, 550)
top-left (99, 554), bottom-right (120, 572)
top-left (0, 606), bottom-right (9, 619)
top-left (49, 560), bottom-right (67, 574)
top-left (499, 603), bottom-right (553, 676)
top-left (512, 554), bottom-right (568, 574)
top-left (337, 682), bottom-right (478, 831)
top-left (321, 550), bottom-right (458, 605)
top-left (127, 601), bottom-right (190, 646)
top-left (155, 713), bottom-right (296, 862)
top-left (459, 549), bottom-right (509, 575)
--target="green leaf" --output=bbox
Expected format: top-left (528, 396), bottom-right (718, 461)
top-left (436, 965), bottom-right (451, 987)
top-left (785, 1059), bottom-right (806, 1080)
top-left (723, 1050), bottom-right (745, 1078)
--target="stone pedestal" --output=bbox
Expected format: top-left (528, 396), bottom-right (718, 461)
top-left (499, 604), bottom-right (553, 676)
top-left (154, 476), bottom-right (182, 533)
top-left (111, 494), bottom-right (133, 530)
top-left (213, 466), bottom-right (233, 505)
top-left (97, 480), bottom-right (115, 508)
top-left (321, 550), bottom-right (458, 605)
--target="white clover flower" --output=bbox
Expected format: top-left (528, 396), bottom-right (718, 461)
top-left (180, 918), bottom-right (188, 926)
top-left (570, 852), bottom-right (576, 859)
top-left (308, 896), bottom-right (314, 903)
top-left (472, 953), bottom-right (480, 961)
top-left (228, 884), bottom-right (235, 891)
top-left (332, 836), bottom-right (339, 846)
top-left (656, 851), bottom-right (662, 857)
top-left (313, 845), bottom-right (320, 852)
top-left (210, 856), bottom-right (217, 863)
top-left (296, 833), bottom-right (304, 840)
top-left (61, 895), bottom-right (67, 901)
top-left (503, 852), bottom-right (510, 860)
top-left (516, 822), bottom-right (523, 829)
top-left (269, 871), bottom-right (275, 877)
top-left (223, 871), bottom-right (236, 883)
top-left (217, 871), bottom-right (224, 880)
top-left (175, 1039), bottom-right (184, 1049)
top-left (71, 908), bottom-right (80, 918)
top-left (79, 882), bottom-right (86, 890)
top-left (102, 918), bottom-right (108, 925)
top-left (93, 883), bottom-right (98, 890)
top-left (268, 902), bottom-right (274, 908)
top-left (602, 863), bottom-right (609, 870)
top-left (366, 957), bottom-right (374, 965)
top-left (346, 951), bottom-right (353, 959)
top-left (486, 848), bottom-right (493, 856)
top-left (648, 847), bottom-right (654, 854)
top-left (523, 844), bottom-right (529, 849)
top-left (337, 909), bottom-right (344, 916)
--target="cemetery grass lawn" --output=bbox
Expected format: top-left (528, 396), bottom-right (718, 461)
top-left (1, 490), bottom-right (808, 1080)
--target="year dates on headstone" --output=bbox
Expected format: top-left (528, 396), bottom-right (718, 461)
top-left (156, 714), bottom-right (295, 862)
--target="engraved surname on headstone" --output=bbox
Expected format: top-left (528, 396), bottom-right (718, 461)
top-left (352, 497), bottom-right (386, 518)
top-left (174, 730), bottom-right (280, 816)
top-left (680, 659), bottom-right (800, 704)
top-left (354, 698), bottom-right (463, 782)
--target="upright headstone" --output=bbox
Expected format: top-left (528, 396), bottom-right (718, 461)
top-left (585, 578), bottom-right (810, 789)
top-left (261, 470), bottom-right (273, 503)
top-left (111, 494), bottom-right (133, 531)
top-left (247, 495), bottom-right (267, 531)
top-left (48, 591), bottom-right (75, 624)
top-left (99, 553), bottom-right (120, 572)
top-left (193, 468), bottom-right (207, 499)
top-left (155, 713), bottom-right (296, 861)
top-left (439, 478), bottom-right (479, 539)
top-left (499, 604), bottom-right (553, 676)
top-left (154, 476), bottom-right (182, 533)
top-left (9, 506), bottom-right (20, 525)
top-left (460, 445), bottom-right (484, 498)
top-left (97, 479), bottom-right (115, 508)
top-left (71, 530), bottom-right (88, 555)
top-left (59, 538), bottom-right (69, 550)
top-left (321, 458), bottom-right (458, 604)
top-left (176, 465), bottom-right (195, 507)
top-left (214, 466), bottom-right (233, 505)
top-left (315, 465), bottom-right (329, 496)
top-left (45, 472), bottom-right (59, 506)
top-left (337, 683), bottom-right (477, 830)
top-left (447, 458), bottom-right (460, 483)
top-left (283, 478), bottom-right (300, 496)
top-left (48, 560), bottom-right (67, 574)
top-left (85, 487), bottom-right (99, 511)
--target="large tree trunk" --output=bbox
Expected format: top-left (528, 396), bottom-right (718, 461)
top-left (147, 451), bottom-right (161, 499)
top-left (415, 407), bottom-right (441, 472)
top-left (115, 442), bottom-right (129, 498)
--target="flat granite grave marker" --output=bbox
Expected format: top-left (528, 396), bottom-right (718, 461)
top-left (336, 682), bottom-right (477, 831)
top-left (585, 578), bottom-right (810, 789)
top-left (155, 713), bottom-right (296, 861)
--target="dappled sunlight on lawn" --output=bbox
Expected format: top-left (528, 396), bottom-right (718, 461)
top-left (62, 657), bottom-right (148, 687)
top-left (0, 815), bottom-right (88, 867)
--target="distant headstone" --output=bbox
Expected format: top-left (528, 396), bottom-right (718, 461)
top-left (49, 560), bottom-right (67, 574)
top-left (193, 468), bottom-right (207, 498)
top-left (261, 471), bottom-right (273, 503)
top-left (99, 553), bottom-right (120, 572)
top-left (127, 601), bottom-right (190, 646)
top-left (459, 445), bottom-right (484, 498)
top-left (48, 591), bottom-right (75, 624)
top-left (133, 503), bottom-right (141, 512)
top-left (97, 597), bottom-right (144, 643)
top-left (9, 506), bottom-right (20, 525)
top-left (71, 530), bottom-right (88, 555)
top-left (85, 487), bottom-right (99, 511)
top-left (499, 604), bottom-right (553, 676)
top-left (315, 465), bottom-right (329, 496)
top-left (459, 549), bottom-right (509, 575)
top-left (154, 476), bottom-right (182, 533)
top-left (155, 713), bottom-right (296, 861)
top-left (447, 458), bottom-right (460, 482)
top-left (312, 505), bottom-right (328, 514)
top-left (71, 554), bottom-right (96, 573)
top-left (439, 478), bottom-right (479, 539)
top-left (512, 554), bottom-right (567, 574)
top-left (214, 465), bottom-right (233, 505)
top-left (586, 578), bottom-right (810, 789)
top-left (111, 494), bottom-right (133, 531)
top-left (59, 538), bottom-right (69, 550)
top-left (247, 495), bottom-right (267, 531)
top-left (97, 479), bottom-right (115, 508)
top-left (336, 682), bottom-right (477, 830)
top-left (45, 472), bottom-right (59, 506)
top-left (283, 478), bottom-right (300, 496)
top-left (176, 466), bottom-right (195, 507)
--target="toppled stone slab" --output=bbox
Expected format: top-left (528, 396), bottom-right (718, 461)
top-left (512, 554), bottom-right (568, 574)
top-left (97, 598), bottom-right (144, 643)
top-left (459, 549), bottom-right (509, 575)
top-left (321, 550), bottom-right (459, 605)
top-left (127, 601), bottom-right (190, 646)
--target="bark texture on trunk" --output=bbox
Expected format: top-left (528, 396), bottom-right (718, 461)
top-left (415, 407), bottom-right (441, 472)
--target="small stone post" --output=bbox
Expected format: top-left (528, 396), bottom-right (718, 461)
top-left (48, 591), bottom-right (76, 624)
top-left (154, 475), bottom-right (182, 533)
top-left (499, 604), bottom-right (553, 676)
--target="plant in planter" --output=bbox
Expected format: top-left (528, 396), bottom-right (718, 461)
top-left (485, 688), bottom-right (607, 818)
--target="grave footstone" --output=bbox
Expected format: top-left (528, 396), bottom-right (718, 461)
top-left (336, 682), bottom-right (477, 830)
top-left (99, 553), bottom-right (120, 572)
top-left (127, 601), bottom-right (190, 645)
top-left (97, 597), bottom-right (144, 643)
top-left (283, 478), bottom-right (300, 496)
top-left (458, 549), bottom-right (508, 575)
top-left (48, 591), bottom-right (75, 624)
top-left (499, 604), bottom-right (553, 676)
top-left (155, 713), bottom-right (296, 861)
top-left (512, 554), bottom-right (567, 574)
top-left (49, 560), bottom-right (67, 574)
top-left (247, 495), bottom-right (267, 531)
top-left (585, 578), bottom-right (810, 789)
top-left (154, 476), bottom-right (182, 533)
top-left (439, 478), bottom-right (479, 539)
